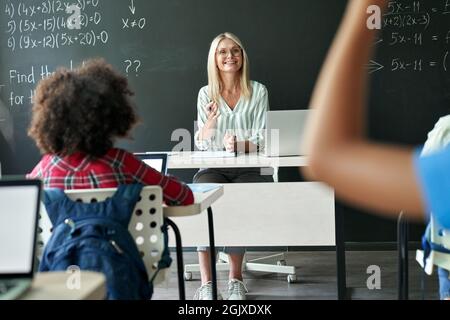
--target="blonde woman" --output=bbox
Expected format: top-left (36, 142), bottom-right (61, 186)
top-left (193, 32), bottom-right (272, 300)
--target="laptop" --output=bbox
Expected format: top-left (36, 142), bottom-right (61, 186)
top-left (134, 153), bottom-right (168, 174)
top-left (263, 110), bottom-right (311, 157)
top-left (0, 179), bottom-right (42, 300)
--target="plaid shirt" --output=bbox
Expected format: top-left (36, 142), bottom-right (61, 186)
top-left (27, 148), bottom-right (194, 206)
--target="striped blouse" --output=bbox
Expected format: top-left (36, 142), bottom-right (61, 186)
top-left (194, 81), bottom-right (269, 151)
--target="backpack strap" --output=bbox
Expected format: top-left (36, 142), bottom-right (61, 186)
top-left (422, 222), bottom-right (450, 270)
top-left (43, 188), bottom-right (73, 226)
top-left (113, 183), bottom-right (144, 205)
top-left (107, 184), bottom-right (144, 225)
top-left (43, 188), bottom-right (67, 204)
top-left (429, 242), bottom-right (450, 255)
top-left (43, 184), bottom-right (144, 227)
top-left (149, 218), bottom-right (173, 283)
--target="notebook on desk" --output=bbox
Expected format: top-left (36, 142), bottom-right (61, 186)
top-left (0, 179), bottom-right (42, 300)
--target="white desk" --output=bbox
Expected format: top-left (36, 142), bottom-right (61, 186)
top-left (166, 151), bottom-right (347, 299)
top-left (22, 271), bottom-right (106, 300)
top-left (169, 182), bottom-right (334, 247)
top-left (167, 151), bottom-right (306, 182)
top-left (163, 186), bottom-right (224, 217)
top-left (167, 151), bottom-right (307, 169)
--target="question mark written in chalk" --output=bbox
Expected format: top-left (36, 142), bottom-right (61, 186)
top-left (134, 60), bottom-right (141, 73)
top-left (124, 59), bottom-right (142, 76)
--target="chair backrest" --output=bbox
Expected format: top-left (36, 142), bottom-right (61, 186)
top-left (38, 185), bottom-right (167, 283)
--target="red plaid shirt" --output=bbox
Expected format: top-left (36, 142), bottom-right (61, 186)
top-left (27, 148), bottom-right (194, 206)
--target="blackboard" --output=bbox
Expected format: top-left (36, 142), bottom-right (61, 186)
top-left (365, 0), bottom-right (450, 241)
top-left (370, 0), bottom-right (450, 145)
top-left (0, 0), bottom-right (346, 174)
top-left (1, 0), bottom-right (449, 241)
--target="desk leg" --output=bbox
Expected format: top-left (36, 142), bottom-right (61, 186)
top-left (335, 205), bottom-right (347, 300)
top-left (207, 207), bottom-right (218, 300)
top-left (166, 218), bottom-right (185, 300)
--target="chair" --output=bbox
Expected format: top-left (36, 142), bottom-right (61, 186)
top-left (38, 185), bottom-right (186, 299)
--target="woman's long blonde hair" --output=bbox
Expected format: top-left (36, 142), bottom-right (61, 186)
top-left (207, 32), bottom-right (252, 104)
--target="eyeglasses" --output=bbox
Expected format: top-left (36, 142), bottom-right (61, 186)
top-left (216, 48), bottom-right (242, 57)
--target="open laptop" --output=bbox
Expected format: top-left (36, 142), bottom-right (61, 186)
top-left (134, 153), bottom-right (168, 174)
top-left (0, 179), bottom-right (42, 300)
top-left (263, 110), bottom-right (311, 157)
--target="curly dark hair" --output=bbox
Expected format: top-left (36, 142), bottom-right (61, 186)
top-left (28, 58), bottom-right (138, 157)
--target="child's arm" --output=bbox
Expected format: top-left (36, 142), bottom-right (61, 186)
top-left (302, 0), bottom-right (425, 220)
top-left (126, 152), bottom-right (194, 206)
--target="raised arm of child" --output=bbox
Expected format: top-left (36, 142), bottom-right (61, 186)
top-left (302, 0), bottom-right (425, 221)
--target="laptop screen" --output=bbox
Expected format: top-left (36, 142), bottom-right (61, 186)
top-left (264, 110), bottom-right (311, 157)
top-left (134, 153), bottom-right (168, 175)
top-left (0, 181), bottom-right (41, 276)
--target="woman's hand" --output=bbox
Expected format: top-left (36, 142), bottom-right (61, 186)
top-left (204, 101), bottom-right (220, 129)
top-left (199, 102), bottom-right (220, 141)
top-left (223, 133), bottom-right (236, 152)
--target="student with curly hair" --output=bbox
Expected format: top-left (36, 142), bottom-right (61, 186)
top-left (27, 58), bottom-right (193, 206)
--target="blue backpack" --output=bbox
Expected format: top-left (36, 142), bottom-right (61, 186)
top-left (39, 184), bottom-right (152, 300)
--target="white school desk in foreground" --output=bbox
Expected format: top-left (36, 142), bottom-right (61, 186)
top-left (165, 152), bottom-right (347, 300)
